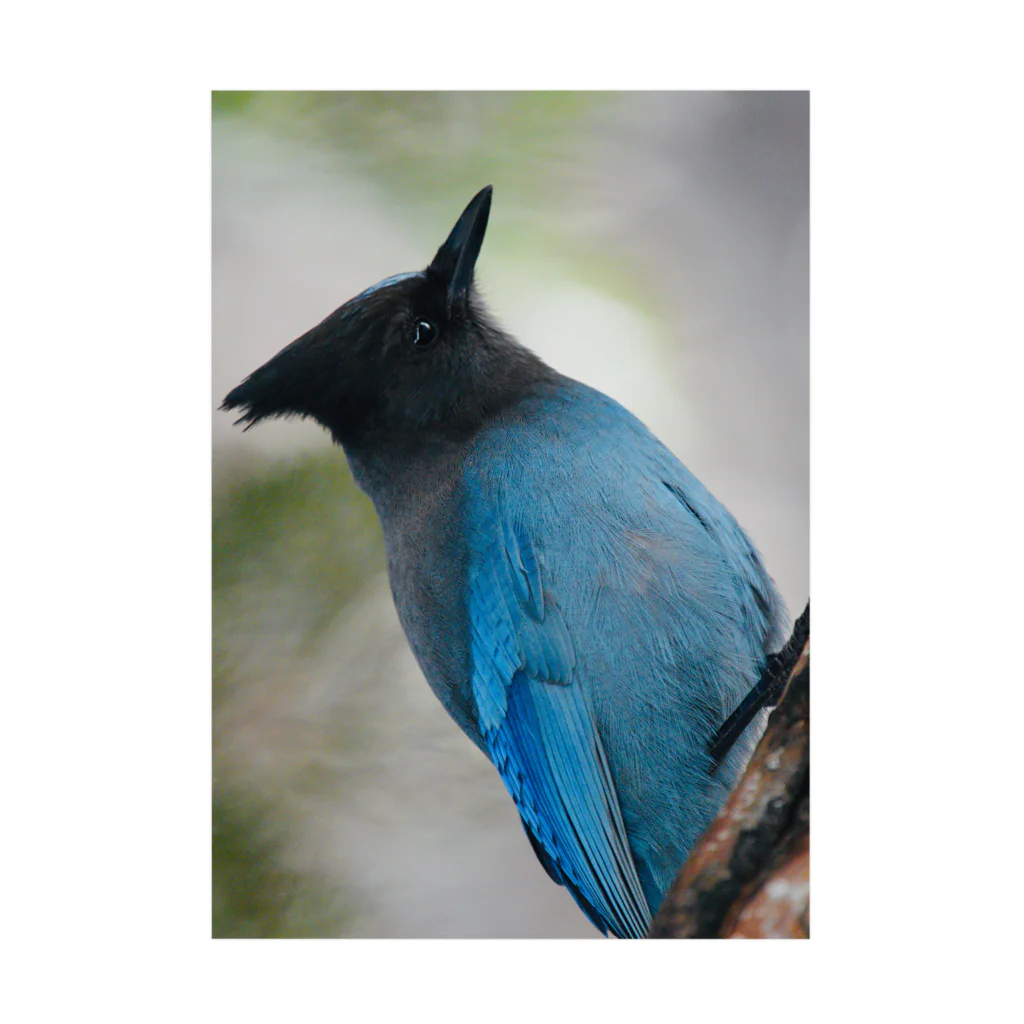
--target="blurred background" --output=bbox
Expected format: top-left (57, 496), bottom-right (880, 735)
top-left (212, 91), bottom-right (808, 938)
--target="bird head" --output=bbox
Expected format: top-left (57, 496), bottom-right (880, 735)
top-left (221, 185), bottom-right (544, 447)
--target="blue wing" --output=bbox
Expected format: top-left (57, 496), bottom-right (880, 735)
top-left (467, 505), bottom-right (652, 939)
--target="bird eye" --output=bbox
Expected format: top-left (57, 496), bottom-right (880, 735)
top-left (412, 319), bottom-right (437, 348)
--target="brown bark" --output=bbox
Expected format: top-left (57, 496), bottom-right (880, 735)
top-left (649, 618), bottom-right (810, 938)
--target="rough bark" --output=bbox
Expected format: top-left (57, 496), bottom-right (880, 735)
top-left (649, 606), bottom-right (810, 938)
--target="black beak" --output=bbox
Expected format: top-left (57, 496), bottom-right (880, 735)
top-left (428, 185), bottom-right (492, 316)
top-left (220, 328), bottom-right (324, 429)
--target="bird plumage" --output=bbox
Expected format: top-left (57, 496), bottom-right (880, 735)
top-left (223, 185), bottom-right (787, 938)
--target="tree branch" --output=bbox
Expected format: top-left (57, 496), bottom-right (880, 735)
top-left (650, 603), bottom-right (810, 938)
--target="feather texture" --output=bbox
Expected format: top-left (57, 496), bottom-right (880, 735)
top-left (460, 380), bottom-right (787, 933)
top-left (467, 503), bottom-right (651, 937)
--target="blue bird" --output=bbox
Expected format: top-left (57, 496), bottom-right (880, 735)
top-left (222, 186), bottom-right (788, 938)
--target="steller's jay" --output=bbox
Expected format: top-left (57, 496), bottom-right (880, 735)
top-left (222, 186), bottom-right (788, 938)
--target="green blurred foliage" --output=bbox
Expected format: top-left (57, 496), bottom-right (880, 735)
top-left (210, 91), bottom-right (663, 313)
top-left (213, 452), bottom-right (382, 937)
top-left (212, 789), bottom-right (355, 938)
top-left (213, 452), bottom-right (382, 661)
top-left (212, 91), bottom-right (258, 115)
top-left (214, 90), bottom-right (608, 207)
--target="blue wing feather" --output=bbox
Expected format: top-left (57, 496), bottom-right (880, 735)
top-left (467, 500), bottom-right (652, 938)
